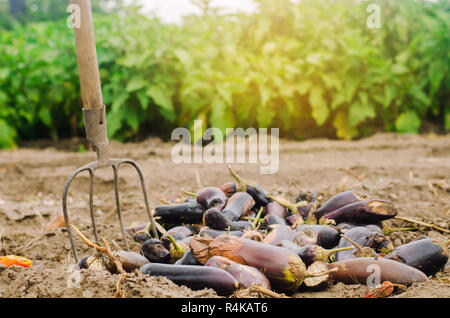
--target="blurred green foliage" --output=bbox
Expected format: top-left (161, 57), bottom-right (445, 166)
top-left (0, 0), bottom-right (448, 148)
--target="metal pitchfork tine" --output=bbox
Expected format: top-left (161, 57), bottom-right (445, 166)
top-left (63, 0), bottom-right (158, 263)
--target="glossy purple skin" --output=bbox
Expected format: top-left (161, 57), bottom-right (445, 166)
top-left (265, 214), bottom-right (287, 226)
top-left (197, 187), bottom-right (228, 211)
top-left (385, 238), bottom-right (448, 276)
top-left (322, 200), bottom-right (397, 225)
top-left (313, 190), bottom-right (365, 220)
top-left (205, 256), bottom-right (271, 289)
top-left (204, 208), bottom-right (251, 231)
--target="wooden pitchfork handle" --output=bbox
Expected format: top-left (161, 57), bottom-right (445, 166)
top-left (70, 0), bottom-right (109, 160)
top-left (70, 0), bottom-right (103, 109)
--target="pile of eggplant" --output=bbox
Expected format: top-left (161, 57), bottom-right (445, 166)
top-left (78, 167), bottom-right (449, 297)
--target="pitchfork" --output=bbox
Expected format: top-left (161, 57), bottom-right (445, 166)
top-left (62, 0), bottom-right (159, 263)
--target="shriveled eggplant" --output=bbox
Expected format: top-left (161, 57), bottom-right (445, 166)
top-left (385, 238), bottom-right (449, 276)
top-left (205, 256), bottom-right (271, 289)
top-left (314, 190), bottom-right (368, 220)
top-left (329, 257), bottom-right (428, 286)
top-left (321, 200), bottom-right (397, 225)
top-left (142, 238), bottom-right (171, 263)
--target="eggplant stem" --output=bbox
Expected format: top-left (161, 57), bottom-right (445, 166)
top-left (167, 235), bottom-right (182, 253)
top-left (382, 226), bottom-right (417, 236)
top-left (160, 199), bottom-right (171, 205)
top-left (267, 194), bottom-right (297, 214)
top-left (227, 165), bottom-right (259, 191)
top-left (114, 273), bottom-right (128, 298)
top-left (252, 207), bottom-right (264, 229)
top-left (324, 246), bottom-right (355, 259)
top-left (340, 234), bottom-right (364, 252)
top-left (306, 267), bottom-right (339, 278)
top-left (182, 189), bottom-right (198, 198)
top-left (394, 216), bottom-right (450, 234)
top-left (69, 223), bottom-right (106, 252)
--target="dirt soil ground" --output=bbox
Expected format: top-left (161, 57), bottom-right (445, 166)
top-left (0, 133), bottom-right (448, 298)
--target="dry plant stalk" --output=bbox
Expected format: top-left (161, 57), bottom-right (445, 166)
top-left (395, 216), bottom-right (450, 234)
top-left (114, 273), bottom-right (129, 298)
top-left (232, 283), bottom-right (289, 298)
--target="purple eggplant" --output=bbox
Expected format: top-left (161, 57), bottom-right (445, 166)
top-left (184, 187), bottom-right (228, 211)
top-left (154, 200), bottom-right (206, 225)
top-left (175, 250), bottom-right (202, 266)
top-left (263, 225), bottom-right (297, 245)
top-left (276, 240), bottom-right (354, 266)
top-left (385, 238), bottom-right (449, 276)
top-left (329, 257), bottom-right (428, 286)
top-left (314, 190), bottom-right (369, 220)
top-left (264, 201), bottom-right (288, 219)
top-left (140, 263), bottom-right (239, 296)
top-left (265, 214), bottom-right (287, 226)
top-left (269, 195), bottom-right (312, 221)
top-left (321, 200), bottom-right (397, 225)
top-left (205, 256), bottom-right (271, 289)
top-left (198, 228), bottom-right (244, 238)
top-left (203, 208), bottom-right (252, 231)
top-left (295, 225), bottom-right (341, 249)
top-left (227, 166), bottom-right (271, 208)
top-left (221, 192), bottom-right (255, 221)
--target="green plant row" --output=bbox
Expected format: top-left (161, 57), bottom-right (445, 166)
top-left (0, 0), bottom-right (448, 148)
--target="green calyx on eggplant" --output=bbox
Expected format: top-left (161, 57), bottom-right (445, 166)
top-left (142, 238), bottom-right (171, 263)
top-left (268, 195), bottom-right (311, 221)
top-left (154, 201), bottom-right (206, 225)
top-left (276, 240), bottom-right (354, 266)
top-left (385, 238), bottom-right (449, 276)
top-left (205, 255), bottom-right (271, 290)
top-left (140, 263), bottom-right (240, 296)
top-left (321, 199), bottom-right (398, 225)
top-left (203, 208), bottom-right (252, 231)
top-left (183, 187), bottom-right (228, 211)
top-left (227, 166), bottom-right (271, 208)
